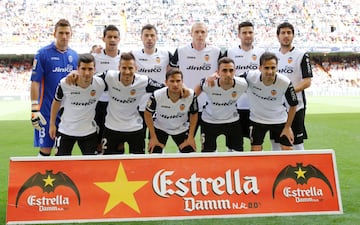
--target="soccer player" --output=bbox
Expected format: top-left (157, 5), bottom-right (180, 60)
top-left (30, 19), bottom-right (78, 156)
top-left (92, 25), bottom-right (121, 154)
top-left (144, 68), bottom-right (198, 153)
top-left (194, 57), bottom-right (248, 152)
top-left (224, 21), bottom-right (265, 144)
top-left (243, 52), bottom-right (298, 151)
top-left (49, 54), bottom-right (105, 156)
top-left (132, 24), bottom-right (172, 138)
top-left (271, 22), bottom-right (313, 150)
top-left (170, 22), bottom-right (222, 132)
top-left (100, 52), bottom-right (165, 154)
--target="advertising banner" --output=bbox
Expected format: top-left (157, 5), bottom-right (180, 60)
top-left (7, 150), bottom-right (342, 224)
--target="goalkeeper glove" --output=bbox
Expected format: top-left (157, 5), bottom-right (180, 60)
top-left (31, 102), bottom-right (47, 130)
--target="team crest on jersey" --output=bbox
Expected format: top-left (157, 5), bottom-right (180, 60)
top-left (231, 91), bottom-right (237, 98)
top-left (68, 55), bottom-right (74, 63)
top-left (156, 56), bottom-right (161, 64)
top-left (90, 90), bottom-right (96, 97)
top-left (179, 104), bottom-right (185, 111)
top-left (130, 89), bottom-right (136, 96)
top-left (288, 57), bottom-right (293, 64)
top-left (251, 54), bottom-right (257, 61)
top-left (271, 90), bottom-right (277, 96)
top-left (204, 54), bottom-right (210, 62)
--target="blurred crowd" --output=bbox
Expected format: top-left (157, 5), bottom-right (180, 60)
top-left (0, 0), bottom-right (359, 96)
top-left (309, 56), bottom-right (360, 96)
top-left (0, 0), bottom-right (359, 53)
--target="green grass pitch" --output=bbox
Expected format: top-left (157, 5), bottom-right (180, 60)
top-left (1, 96), bottom-right (360, 224)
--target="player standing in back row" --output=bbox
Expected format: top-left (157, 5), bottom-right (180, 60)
top-left (224, 21), bottom-right (265, 150)
top-left (170, 22), bottom-right (222, 133)
top-left (132, 24), bottom-right (172, 139)
top-left (271, 22), bottom-right (313, 150)
top-left (92, 24), bottom-right (121, 154)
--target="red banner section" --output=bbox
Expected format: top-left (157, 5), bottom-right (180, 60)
top-left (7, 150), bottom-right (342, 224)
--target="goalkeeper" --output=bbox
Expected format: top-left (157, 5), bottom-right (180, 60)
top-left (30, 19), bottom-right (78, 156)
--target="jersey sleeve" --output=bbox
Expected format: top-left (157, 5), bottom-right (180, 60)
top-left (146, 78), bottom-right (165, 93)
top-left (97, 72), bottom-right (108, 91)
top-left (145, 93), bottom-right (157, 113)
top-left (169, 49), bottom-right (179, 67)
top-left (301, 53), bottom-right (313, 79)
top-left (30, 51), bottom-right (45, 82)
top-left (285, 82), bottom-right (298, 106)
top-left (54, 83), bottom-right (64, 102)
top-left (189, 94), bottom-right (199, 114)
top-left (199, 77), bottom-right (206, 90)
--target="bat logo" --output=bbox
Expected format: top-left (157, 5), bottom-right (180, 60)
top-left (15, 170), bottom-right (81, 207)
top-left (272, 163), bottom-right (334, 198)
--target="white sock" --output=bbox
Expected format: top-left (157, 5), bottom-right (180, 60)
top-left (271, 140), bottom-right (281, 151)
top-left (293, 143), bottom-right (304, 150)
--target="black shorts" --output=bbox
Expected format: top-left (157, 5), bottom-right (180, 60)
top-left (250, 121), bottom-right (292, 147)
top-left (151, 128), bottom-right (195, 153)
top-left (201, 119), bottom-right (243, 152)
top-left (55, 132), bottom-right (97, 156)
top-left (94, 101), bottom-right (108, 144)
top-left (291, 108), bottom-right (308, 144)
top-left (102, 127), bottom-right (145, 154)
top-left (269, 109), bottom-right (308, 145)
top-left (238, 109), bottom-right (250, 138)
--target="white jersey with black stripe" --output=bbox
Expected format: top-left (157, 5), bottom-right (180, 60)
top-left (132, 48), bottom-right (170, 111)
top-left (200, 77), bottom-right (248, 124)
top-left (245, 70), bottom-right (296, 124)
top-left (104, 71), bottom-right (163, 132)
top-left (146, 87), bottom-right (198, 135)
top-left (275, 47), bottom-right (313, 111)
top-left (93, 50), bottom-right (121, 102)
top-left (55, 76), bottom-right (105, 136)
top-left (171, 43), bottom-right (222, 111)
top-left (225, 46), bottom-right (265, 110)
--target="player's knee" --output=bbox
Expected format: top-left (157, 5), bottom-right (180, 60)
top-left (281, 145), bottom-right (293, 150)
top-left (251, 145), bottom-right (262, 151)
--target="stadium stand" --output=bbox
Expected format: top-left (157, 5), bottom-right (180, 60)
top-left (0, 0), bottom-right (359, 97)
top-left (0, 0), bottom-right (359, 53)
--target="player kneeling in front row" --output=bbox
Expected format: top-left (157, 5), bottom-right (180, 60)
top-left (49, 54), bottom-right (106, 155)
top-left (195, 57), bottom-right (248, 152)
top-left (144, 68), bottom-right (198, 153)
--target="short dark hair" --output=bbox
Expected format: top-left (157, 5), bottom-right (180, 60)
top-left (166, 68), bottom-right (183, 80)
top-left (120, 52), bottom-right (136, 62)
top-left (103, 24), bottom-right (120, 38)
top-left (218, 57), bottom-right (235, 68)
top-left (78, 53), bottom-right (95, 67)
top-left (276, 22), bottom-right (294, 36)
top-left (141, 24), bottom-right (157, 34)
top-left (259, 52), bottom-right (278, 66)
top-left (238, 21), bottom-right (254, 32)
top-left (54, 19), bottom-right (71, 32)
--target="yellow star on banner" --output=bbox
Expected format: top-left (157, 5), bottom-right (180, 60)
top-left (43, 175), bottom-right (55, 187)
top-left (94, 163), bottom-right (148, 214)
top-left (294, 167), bottom-right (307, 179)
